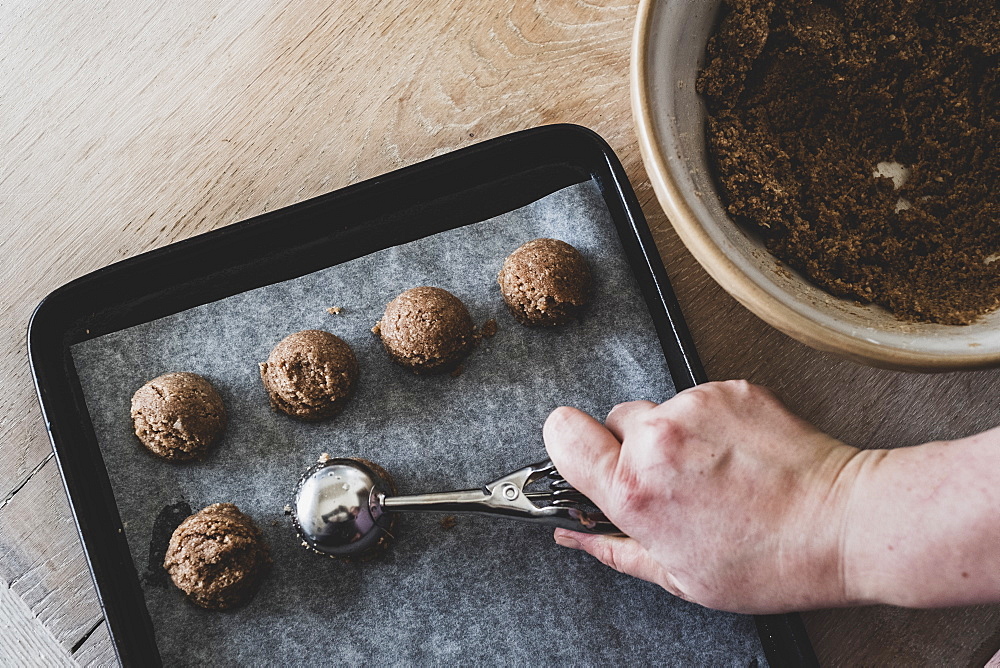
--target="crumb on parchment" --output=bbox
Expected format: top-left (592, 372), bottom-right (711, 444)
top-left (480, 318), bottom-right (498, 338)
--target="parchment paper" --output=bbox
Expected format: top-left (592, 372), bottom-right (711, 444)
top-left (72, 180), bottom-right (766, 666)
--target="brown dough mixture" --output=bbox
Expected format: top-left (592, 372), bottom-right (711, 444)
top-left (163, 503), bottom-right (270, 610)
top-left (260, 330), bottom-right (359, 421)
top-left (498, 238), bottom-right (592, 326)
top-left (374, 287), bottom-right (475, 373)
top-left (697, 0), bottom-right (999, 324)
top-left (131, 372), bottom-right (226, 462)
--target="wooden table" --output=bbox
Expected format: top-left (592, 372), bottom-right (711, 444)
top-left (2, 1), bottom-right (998, 665)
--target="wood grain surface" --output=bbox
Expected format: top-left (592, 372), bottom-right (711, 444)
top-left (2, 1), bottom-right (998, 665)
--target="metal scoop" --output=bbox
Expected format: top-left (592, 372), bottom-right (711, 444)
top-left (292, 456), bottom-right (623, 558)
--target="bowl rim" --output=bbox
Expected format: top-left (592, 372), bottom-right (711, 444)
top-left (629, 0), bottom-right (1000, 372)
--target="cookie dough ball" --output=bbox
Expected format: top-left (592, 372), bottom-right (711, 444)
top-left (498, 238), bottom-right (592, 326)
top-left (259, 330), bottom-right (358, 421)
top-left (131, 372), bottom-right (227, 462)
top-left (163, 503), bottom-right (270, 610)
top-left (374, 287), bottom-right (475, 373)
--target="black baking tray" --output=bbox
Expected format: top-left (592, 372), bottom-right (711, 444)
top-left (28, 124), bottom-right (817, 667)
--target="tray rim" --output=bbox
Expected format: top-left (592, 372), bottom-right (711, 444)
top-left (28, 123), bottom-right (816, 667)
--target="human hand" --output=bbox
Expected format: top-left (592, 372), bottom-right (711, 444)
top-left (543, 380), bottom-right (865, 614)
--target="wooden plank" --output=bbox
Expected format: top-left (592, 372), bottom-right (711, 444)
top-left (0, 0), bottom-right (997, 665)
top-left (0, 358), bottom-right (55, 507)
top-left (0, 576), bottom-right (75, 667)
top-left (73, 622), bottom-right (116, 668)
top-left (0, 458), bottom-right (103, 652)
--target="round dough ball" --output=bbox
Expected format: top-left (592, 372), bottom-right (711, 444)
top-left (259, 330), bottom-right (358, 421)
top-left (131, 372), bottom-right (227, 462)
top-left (163, 503), bottom-right (270, 610)
top-left (374, 287), bottom-right (474, 373)
top-left (498, 238), bottom-right (592, 326)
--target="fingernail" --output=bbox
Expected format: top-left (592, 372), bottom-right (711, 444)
top-left (554, 531), bottom-right (580, 549)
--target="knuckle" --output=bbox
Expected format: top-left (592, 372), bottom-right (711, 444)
top-left (608, 400), bottom-right (653, 422)
top-left (639, 413), bottom-right (688, 448)
top-left (722, 378), bottom-right (753, 394)
top-left (592, 541), bottom-right (615, 569)
top-left (673, 385), bottom-right (714, 413)
top-left (606, 402), bottom-right (630, 420)
top-left (721, 378), bottom-right (775, 404)
top-left (601, 543), bottom-right (625, 574)
top-left (614, 471), bottom-right (652, 516)
top-left (622, 399), bottom-right (652, 413)
top-left (752, 383), bottom-right (781, 405)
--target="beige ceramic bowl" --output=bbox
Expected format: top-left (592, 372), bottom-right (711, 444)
top-left (631, 0), bottom-right (1000, 372)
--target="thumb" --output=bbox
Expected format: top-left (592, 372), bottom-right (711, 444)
top-left (543, 406), bottom-right (621, 512)
top-left (553, 529), bottom-right (680, 596)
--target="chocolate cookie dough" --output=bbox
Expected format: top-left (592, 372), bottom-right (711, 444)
top-left (163, 503), bottom-right (270, 610)
top-left (373, 287), bottom-right (475, 373)
top-left (697, 0), bottom-right (999, 324)
top-left (259, 330), bottom-right (358, 421)
top-left (498, 238), bottom-right (592, 326)
top-left (130, 372), bottom-right (226, 462)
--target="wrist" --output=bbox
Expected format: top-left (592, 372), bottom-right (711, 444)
top-left (834, 447), bottom-right (891, 607)
top-left (780, 437), bottom-right (870, 610)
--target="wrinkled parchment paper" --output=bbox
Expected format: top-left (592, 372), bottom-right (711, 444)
top-left (72, 180), bottom-right (766, 665)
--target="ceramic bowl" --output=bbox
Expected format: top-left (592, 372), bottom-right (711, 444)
top-left (631, 0), bottom-right (1000, 371)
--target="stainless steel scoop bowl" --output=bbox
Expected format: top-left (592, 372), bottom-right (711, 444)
top-left (293, 457), bottom-right (623, 558)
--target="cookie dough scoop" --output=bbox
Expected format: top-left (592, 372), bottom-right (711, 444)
top-left (292, 457), bottom-right (622, 559)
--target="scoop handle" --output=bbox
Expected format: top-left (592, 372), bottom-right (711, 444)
top-left (380, 487), bottom-right (624, 535)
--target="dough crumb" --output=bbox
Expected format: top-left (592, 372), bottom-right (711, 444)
top-left (439, 516), bottom-right (458, 530)
top-left (326, 306), bottom-right (343, 315)
top-left (480, 318), bottom-right (498, 338)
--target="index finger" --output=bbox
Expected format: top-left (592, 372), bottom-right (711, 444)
top-left (543, 406), bottom-right (622, 512)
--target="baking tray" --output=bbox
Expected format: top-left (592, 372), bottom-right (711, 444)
top-left (29, 124), bottom-right (816, 666)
